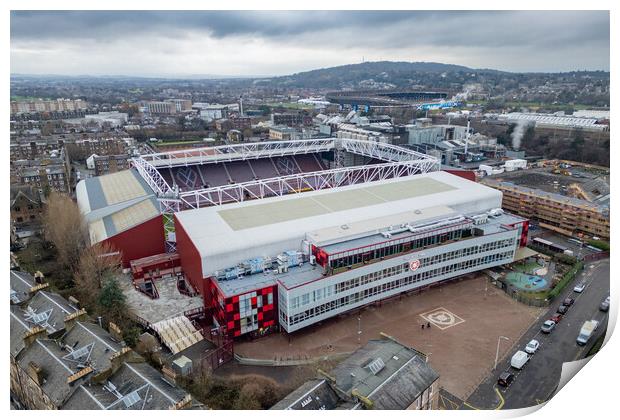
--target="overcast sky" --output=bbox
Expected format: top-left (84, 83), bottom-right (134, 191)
top-left (10, 10), bottom-right (610, 77)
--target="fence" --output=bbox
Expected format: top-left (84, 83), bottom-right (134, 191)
top-left (233, 351), bottom-right (351, 367)
top-left (583, 251), bottom-right (609, 262)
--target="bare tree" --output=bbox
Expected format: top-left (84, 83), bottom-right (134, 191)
top-left (73, 241), bottom-right (122, 309)
top-left (42, 192), bottom-right (88, 270)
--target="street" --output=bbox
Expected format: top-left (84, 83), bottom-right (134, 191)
top-left (464, 258), bottom-right (610, 410)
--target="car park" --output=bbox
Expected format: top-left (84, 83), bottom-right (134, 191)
top-left (600, 296), bottom-right (610, 312)
top-left (563, 297), bottom-right (575, 307)
top-left (574, 282), bottom-right (587, 293)
top-left (497, 371), bottom-right (515, 387)
top-left (557, 305), bottom-right (568, 314)
top-left (551, 313), bottom-right (563, 323)
top-left (541, 320), bottom-right (556, 333)
top-left (525, 339), bottom-right (540, 354)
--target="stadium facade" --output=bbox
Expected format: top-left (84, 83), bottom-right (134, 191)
top-left (76, 138), bottom-right (528, 338)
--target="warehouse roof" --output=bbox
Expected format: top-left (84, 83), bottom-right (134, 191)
top-left (175, 171), bottom-right (503, 276)
top-left (76, 168), bottom-right (160, 243)
top-left (271, 336), bottom-right (439, 410)
top-left (332, 338), bottom-right (439, 410)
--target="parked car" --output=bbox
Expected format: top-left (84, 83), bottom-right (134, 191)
top-left (563, 297), bottom-right (575, 307)
top-left (541, 320), bottom-right (556, 333)
top-left (557, 305), bottom-right (568, 315)
top-left (497, 371), bottom-right (515, 387)
top-left (525, 339), bottom-right (540, 354)
top-left (600, 296), bottom-right (610, 312)
top-left (574, 282), bottom-right (587, 293)
top-left (550, 313), bottom-right (563, 323)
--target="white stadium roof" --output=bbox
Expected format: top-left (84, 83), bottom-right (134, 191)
top-left (175, 170), bottom-right (502, 276)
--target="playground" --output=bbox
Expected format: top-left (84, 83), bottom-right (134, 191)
top-left (504, 257), bottom-right (553, 292)
top-left (504, 272), bottom-right (549, 292)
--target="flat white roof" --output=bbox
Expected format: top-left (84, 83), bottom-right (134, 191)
top-left (175, 171), bottom-right (502, 276)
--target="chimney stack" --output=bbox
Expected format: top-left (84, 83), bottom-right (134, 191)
top-left (23, 326), bottom-right (47, 348)
top-left (27, 361), bottom-right (45, 386)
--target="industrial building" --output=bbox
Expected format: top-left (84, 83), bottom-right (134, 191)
top-left (481, 179), bottom-right (609, 239)
top-left (495, 112), bottom-right (609, 131)
top-left (76, 138), bottom-right (527, 338)
top-left (271, 334), bottom-right (439, 410)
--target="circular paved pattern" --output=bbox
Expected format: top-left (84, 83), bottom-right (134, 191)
top-left (427, 310), bottom-right (457, 326)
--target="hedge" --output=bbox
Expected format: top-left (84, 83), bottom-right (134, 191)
top-left (548, 261), bottom-right (584, 300)
top-left (587, 239), bottom-right (610, 252)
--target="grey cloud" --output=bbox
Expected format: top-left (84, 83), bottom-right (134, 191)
top-left (10, 10), bottom-right (610, 75)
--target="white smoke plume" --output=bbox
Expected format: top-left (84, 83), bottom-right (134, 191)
top-left (510, 120), bottom-right (528, 150)
top-left (452, 83), bottom-right (480, 102)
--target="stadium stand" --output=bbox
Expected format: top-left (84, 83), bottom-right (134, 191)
top-left (225, 160), bottom-right (257, 183)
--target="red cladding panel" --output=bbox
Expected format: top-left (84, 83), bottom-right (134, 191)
top-left (175, 214), bottom-right (209, 303)
top-left (102, 216), bottom-right (166, 267)
top-left (444, 169), bottom-right (477, 182)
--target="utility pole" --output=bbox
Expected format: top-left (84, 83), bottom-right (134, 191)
top-left (357, 316), bottom-right (362, 345)
top-left (495, 336), bottom-right (510, 370)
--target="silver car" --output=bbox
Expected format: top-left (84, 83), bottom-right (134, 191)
top-left (541, 320), bottom-right (556, 333)
top-left (574, 282), bottom-right (587, 293)
top-left (600, 296), bottom-right (610, 312)
top-left (525, 339), bottom-right (540, 354)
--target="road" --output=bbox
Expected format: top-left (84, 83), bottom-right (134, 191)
top-left (464, 258), bottom-right (609, 410)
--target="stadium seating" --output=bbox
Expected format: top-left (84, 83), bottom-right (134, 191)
top-left (292, 153), bottom-right (326, 173)
top-left (248, 158), bottom-right (280, 179)
top-left (197, 164), bottom-right (232, 188)
top-left (226, 161), bottom-right (256, 183)
top-left (172, 166), bottom-right (201, 189)
top-left (155, 154), bottom-right (331, 194)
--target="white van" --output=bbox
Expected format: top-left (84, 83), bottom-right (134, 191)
top-left (511, 350), bottom-right (530, 370)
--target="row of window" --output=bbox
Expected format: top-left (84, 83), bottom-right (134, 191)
top-left (282, 250), bottom-right (514, 326)
top-left (289, 237), bottom-right (516, 311)
top-left (329, 228), bottom-right (465, 269)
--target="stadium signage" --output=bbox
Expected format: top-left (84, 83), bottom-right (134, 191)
top-left (409, 259), bottom-right (421, 271)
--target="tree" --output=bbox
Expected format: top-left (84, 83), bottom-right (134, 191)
top-left (98, 277), bottom-right (127, 325)
top-left (73, 241), bottom-right (121, 308)
top-left (233, 377), bottom-right (280, 409)
top-left (42, 192), bottom-right (88, 270)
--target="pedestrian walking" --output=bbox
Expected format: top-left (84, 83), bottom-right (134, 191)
top-left (427, 322), bottom-right (431, 329)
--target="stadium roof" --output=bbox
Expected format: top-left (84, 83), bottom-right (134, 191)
top-left (175, 170), bottom-right (502, 276)
top-left (76, 168), bottom-right (160, 243)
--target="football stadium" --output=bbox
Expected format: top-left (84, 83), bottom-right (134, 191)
top-left (76, 138), bottom-right (529, 338)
